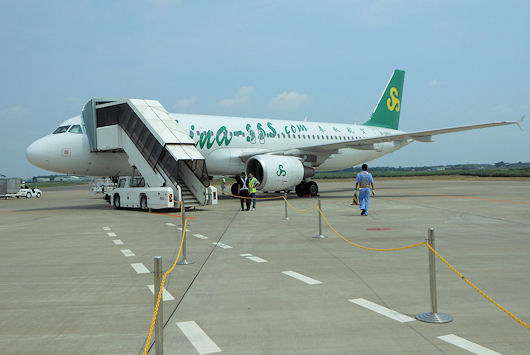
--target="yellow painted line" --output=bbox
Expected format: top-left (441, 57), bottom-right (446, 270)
top-left (151, 212), bottom-right (198, 220)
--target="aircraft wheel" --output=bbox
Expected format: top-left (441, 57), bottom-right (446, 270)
top-left (140, 195), bottom-right (148, 210)
top-left (231, 183), bottom-right (239, 196)
top-left (295, 183), bottom-right (305, 197)
top-left (305, 181), bottom-right (318, 196)
top-left (26, 192), bottom-right (31, 198)
top-left (36, 192), bottom-right (41, 198)
top-left (114, 194), bottom-right (121, 209)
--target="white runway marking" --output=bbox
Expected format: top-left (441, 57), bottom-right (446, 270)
top-left (102, 226), bottom-right (111, 231)
top-left (348, 298), bottom-right (414, 323)
top-left (246, 256), bottom-right (267, 263)
top-left (282, 271), bottom-right (322, 285)
top-left (239, 253), bottom-right (253, 257)
top-left (107, 232), bottom-right (117, 237)
top-left (120, 249), bottom-right (135, 257)
top-left (212, 242), bottom-right (232, 249)
top-left (194, 234), bottom-right (208, 240)
top-left (165, 222), bottom-right (176, 226)
top-left (130, 263), bottom-right (150, 274)
top-left (178, 227), bottom-right (190, 231)
top-left (438, 334), bottom-right (501, 355)
top-left (112, 239), bottom-right (124, 245)
top-left (147, 285), bottom-right (175, 301)
top-left (176, 321), bottom-right (222, 354)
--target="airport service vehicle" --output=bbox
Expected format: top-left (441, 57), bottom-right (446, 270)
top-left (110, 176), bottom-right (174, 210)
top-left (90, 177), bottom-right (116, 196)
top-left (0, 178), bottom-right (21, 198)
top-left (15, 188), bottom-right (42, 198)
top-left (25, 70), bottom-right (524, 199)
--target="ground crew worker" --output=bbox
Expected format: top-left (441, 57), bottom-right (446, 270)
top-left (237, 172), bottom-right (251, 211)
top-left (220, 176), bottom-right (226, 195)
top-left (355, 164), bottom-right (375, 216)
top-left (248, 172), bottom-right (260, 210)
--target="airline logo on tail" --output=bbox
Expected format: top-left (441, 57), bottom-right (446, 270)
top-left (386, 87), bottom-right (400, 112)
top-left (364, 69), bottom-right (405, 130)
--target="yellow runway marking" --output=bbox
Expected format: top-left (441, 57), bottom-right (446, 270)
top-left (151, 212), bottom-right (198, 220)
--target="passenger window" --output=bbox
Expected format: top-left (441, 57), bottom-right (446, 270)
top-left (68, 125), bottom-right (83, 134)
top-left (53, 125), bottom-right (71, 134)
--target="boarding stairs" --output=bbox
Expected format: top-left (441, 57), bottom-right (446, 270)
top-left (177, 178), bottom-right (200, 207)
top-left (81, 98), bottom-right (216, 209)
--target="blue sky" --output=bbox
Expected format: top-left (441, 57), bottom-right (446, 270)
top-left (1, 0), bottom-right (528, 177)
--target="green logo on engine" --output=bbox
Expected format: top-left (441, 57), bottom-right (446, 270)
top-left (276, 164), bottom-right (286, 177)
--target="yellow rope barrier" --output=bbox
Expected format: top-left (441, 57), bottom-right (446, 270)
top-left (426, 243), bottom-right (530, 330)
top-left (283, 196), bottom-right (319, 213)
top-left (317, 206), bottom-right (426, 251)
top-left (143, 219), bottom-right (188, 355)
top-left (226, 193), bottom-right (285, 200)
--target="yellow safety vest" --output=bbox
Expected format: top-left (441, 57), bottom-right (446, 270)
top-left (359, 171), bottom-right (372, 188)
top-left (249, 177), bottom-right (258, 193)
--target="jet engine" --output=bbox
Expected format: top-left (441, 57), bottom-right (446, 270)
top-left (246, 155), bottom-right (314, 191)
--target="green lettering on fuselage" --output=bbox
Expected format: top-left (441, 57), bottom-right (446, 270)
top-left (267, 122), bottom-right (277, 137)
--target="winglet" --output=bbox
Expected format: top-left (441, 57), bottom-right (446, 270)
top-left (516, 115), bottom-right (525, 131)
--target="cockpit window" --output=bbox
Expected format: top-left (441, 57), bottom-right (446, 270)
top-left (53, 125), bottom-right (71, 134)
top-left (68, 125), bottom-right (83, 134)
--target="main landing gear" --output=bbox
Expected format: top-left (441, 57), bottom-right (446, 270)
top-left (231, 182), bottom-right (239, 196)
top-left (295, 181), bottom-right (318, 197)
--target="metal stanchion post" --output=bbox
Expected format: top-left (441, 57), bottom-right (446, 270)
top-left (312, 197), bottom-right (327, 239)
top-left (153, 256), bottom-right (164, 355)
top-left (415, 227), bottom-right (453, 323)
top-left (282, 192), bottom-right (289, 221)
top-left (177, 206), bottom-right (193, 265)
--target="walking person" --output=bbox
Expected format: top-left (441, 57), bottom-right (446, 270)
top-left (355, 164), bottom-right (375, 216)
top-left (248, 172), bottom-right (260, 210)
top-left (237, 172), bottom-right (251, 211)
top-left (220, 176), bottom-right (226, 195)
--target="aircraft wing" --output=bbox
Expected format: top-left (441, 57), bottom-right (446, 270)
top-left (303, 117), bottom-right (524, 153)
top-left (238, 116), bottom-right (523, 160)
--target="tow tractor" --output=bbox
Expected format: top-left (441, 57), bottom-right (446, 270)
top-left (16, 187), bottom-right (42, 199)
top-left (110, 176), bottom-right (176, 210)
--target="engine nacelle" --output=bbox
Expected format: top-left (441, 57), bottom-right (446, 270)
top-left (246, 155), bottom-right (314, 191)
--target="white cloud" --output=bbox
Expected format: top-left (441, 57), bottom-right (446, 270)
top-left (0, 105), bottom-right (29, 122)
top-left (218, 86), bottom-right (255, 108)
top-left (270, 91), bottom-right (310, 109)
top-left (173, 97), bottom-right (196, 111)
top-left (428, 79), bottom-right (441, 86)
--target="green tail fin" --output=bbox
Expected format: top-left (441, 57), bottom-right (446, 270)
top-left (363, 69), bottom-right (405, 130)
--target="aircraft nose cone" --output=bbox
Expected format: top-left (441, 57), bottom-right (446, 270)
top-left (26, 138), bottom-right (50, 170)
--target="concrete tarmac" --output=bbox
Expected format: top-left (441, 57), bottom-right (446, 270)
top-left (0, 179), bottom-right (529, 354)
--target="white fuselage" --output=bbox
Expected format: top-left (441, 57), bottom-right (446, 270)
top-left (26, 114), bottom-right (409, 176)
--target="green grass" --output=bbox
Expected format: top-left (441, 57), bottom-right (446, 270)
top-left (314, 168), bottom-right (530, 179)
top-left (27, 181), bottom-right (90, 189)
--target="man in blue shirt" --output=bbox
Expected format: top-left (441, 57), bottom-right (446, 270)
top-left (355, 164), bottom-right (375, 216)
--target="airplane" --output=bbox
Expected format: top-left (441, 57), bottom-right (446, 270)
top-left (26, 70), bottom-right (524, 197)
